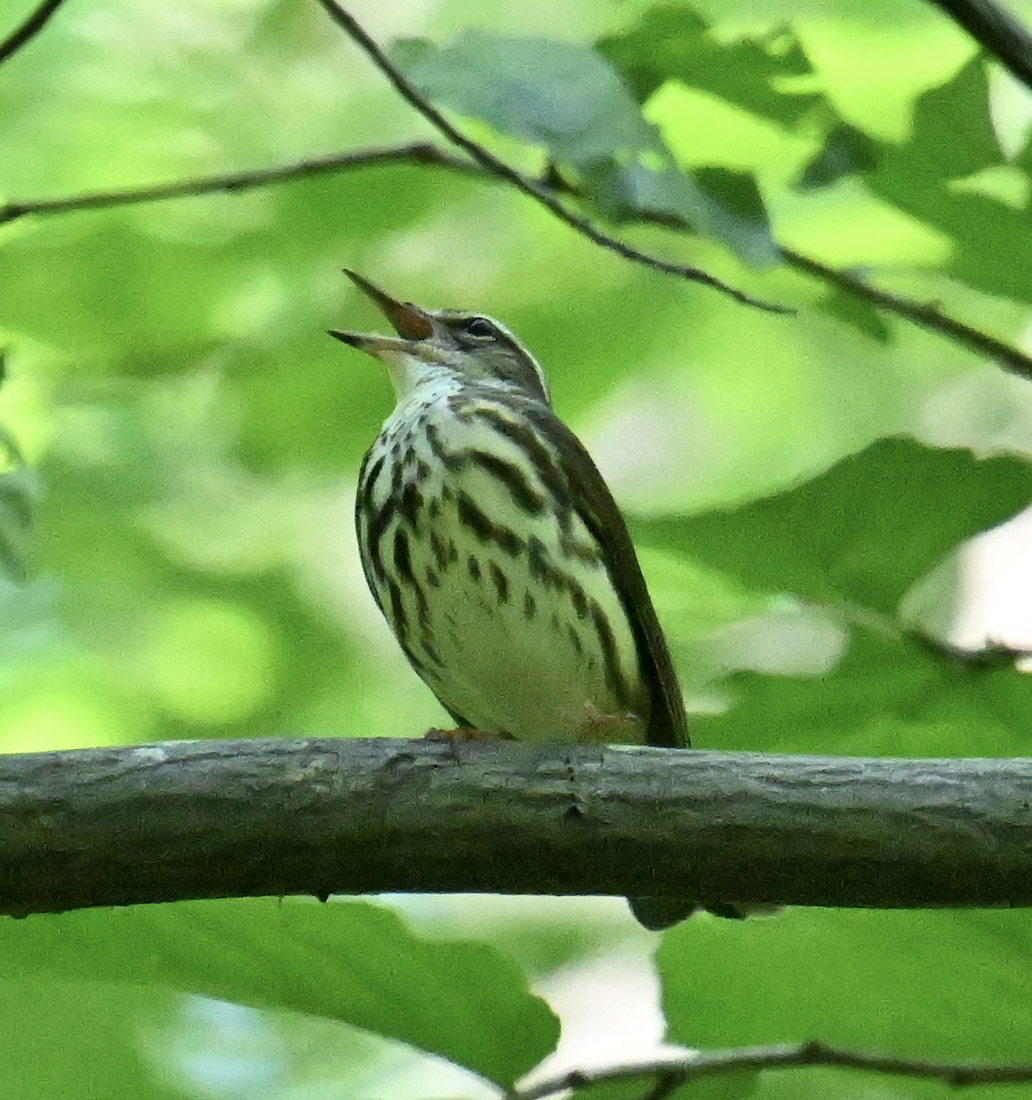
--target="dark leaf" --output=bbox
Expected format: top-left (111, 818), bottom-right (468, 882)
top-left (863, 57), bottom-right (1031, 302)
top-left (597, 6), bottom-right (817, 125)
top-left (635, 438), bottom-right (1032, 615)
top-left (899, 55), bottom-right (1002, 183)
top-left (817, 287), bottom-right (892, 342)
top-left (797, 123), bottom-right (881, 190)
top-left (696, 626), bottom-right (1032, 756)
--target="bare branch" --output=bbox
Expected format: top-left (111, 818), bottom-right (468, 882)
top-left (4, 141), bottom-right (1030, 378)
top-left (927, 0), bottom-right (1032, 93)
top-left (311, 0), bottom-right (790, 315)
top-left (502, 166), bottom-right (1032, 379)
top-left (513, 1040), bottom-right (1032, 1100)
top-left (3, 738), bottom-right (1032, 917)
top-left (782, 249), bottom-right (1032, 382)
top-left (0, 0), bottom-right (67, 67)
top-left (0, 143), bottom-right (479, 225)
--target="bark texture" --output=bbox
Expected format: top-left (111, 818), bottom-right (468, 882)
top-left (1, 737), bottom-right (1030, 915)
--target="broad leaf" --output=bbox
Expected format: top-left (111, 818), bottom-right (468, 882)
top-left (0, 898), bottom-right (560, 1088)
top-left (815, 287), bottom-right (891, 342)
top-left (696, 626), bottom-right (1032, 755)
top-left (0, 981), bottom-right (185, 1100)
top-left (393, 34), bottom-right (657, 163)
top-left (897, 56), bottom-right (1002, 183)
top-left (597, 6), bottom-right (818, 126)
top-left (864, 58), bottom-right (1031, 302)
top-left (635, 438), bottom-right (1032, 615)
top-left (391, 31), bottom-right (777, 263)
top-left (659, 909), bottom-right (1032, 1065)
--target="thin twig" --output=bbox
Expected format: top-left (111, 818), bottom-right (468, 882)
top-left (0, 0), bottom-right (68, 67)
top-left (311, 0), bottom-right (790, 315)
top-left (513, 1040), bottom-right (1032, 1100)
top-left (0, 143), bottom-right (480, 224)
top-left (490, 160), bottom-right (1032, 379)
top-left (782, 249), bottom-right (1032, 381)
top-left (927, 0), bottom-right (1032, 94)
top-left (4, 141), bottom-right (1030, 378)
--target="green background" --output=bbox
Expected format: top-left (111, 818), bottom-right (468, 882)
top-left (2, 0), bottom-right (1032, 1095)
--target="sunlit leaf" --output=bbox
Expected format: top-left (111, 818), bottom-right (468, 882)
top-left (865, 58), bottom-right (1029, 301)
top-left (597, 6), bottom-right (818, 125)
top-left (0, 981), bottom-right (184, 1100)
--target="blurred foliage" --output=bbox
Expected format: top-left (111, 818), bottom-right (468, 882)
top-left (3, 0), bottom-right (1032, 1096)
top-left (660, 909), bottom-right (1032, 1100)
top-left (0, 898), bottom-right (559, 1088)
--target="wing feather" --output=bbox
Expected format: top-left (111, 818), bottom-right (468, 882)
top-left (524, 403), bottom-right (689, 748)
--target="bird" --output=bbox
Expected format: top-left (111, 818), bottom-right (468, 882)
top-left (330, 270), bottom-right (734, 929)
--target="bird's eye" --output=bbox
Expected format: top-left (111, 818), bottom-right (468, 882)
top-left (462, 317), bottom-right (496, 339)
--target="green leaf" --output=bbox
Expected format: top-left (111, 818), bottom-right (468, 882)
top-left (0, 354), bottom-right (32, 584)
top-left (390, 31), bottom-right (776, 264)
top-left (941, 191), bottom-right (1032, 303)
top-left (898, 55), bottom-right (1001, 183)
top-left (695, 167), bottom-right (769, 226)
top-left (658, 909), bottom-right (1032, 1063)
top-left (634, 438), bottom-right (1032, 614)
top-left (864, 58), bottom-right (1031, 302)
top-left (802, 58), bottom-right (999, 198)
top-left (0, 459), bottom-right (31, 584)
top-left (597, 6), bottom-right (818, 126)
top-left (582, 159), bottom-right (776, 265)
top-left (797, 123), bottom-right (880, 190)
top-left (695, 627), bottom-right (1032, 755)
top-left (0, 898), bottom-right (560, 1088)
top-left (1013, 121), bottom-right (1032, 175)
top-left (392, 33), bottom-right (659, 165)
top-left (816, 287), bottom-right (891, 342)
top-left (0, 981), bottom-right (185, 1100)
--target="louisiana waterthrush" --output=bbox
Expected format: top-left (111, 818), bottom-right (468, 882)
top-left (331, 271), bottom-right (734, 929)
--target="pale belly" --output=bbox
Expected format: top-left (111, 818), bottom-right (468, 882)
top-left (357, 388), bottom-right (649, 744)
top-left (405, 502), bottom-right (646, 743)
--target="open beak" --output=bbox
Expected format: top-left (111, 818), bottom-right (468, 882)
top-left (328, 270), bottom-right (434, 350)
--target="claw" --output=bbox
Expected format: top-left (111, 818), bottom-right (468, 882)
top-left (422, 726), bottom-right (494, 741)
top-left (581, 702), bottom-right (644, 743)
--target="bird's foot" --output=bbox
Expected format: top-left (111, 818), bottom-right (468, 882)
top-left (423, 726), bottom-right (494, 741)
top-left (581, 703), bottom-right (644, 743)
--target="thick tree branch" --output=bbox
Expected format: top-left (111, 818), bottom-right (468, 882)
top-left (2, 737), bottom-right (1032, 917)
top-left (514, 1040), bottom-right (1032, 1100)
top-left (4, 144), bottom-right (1029, 380)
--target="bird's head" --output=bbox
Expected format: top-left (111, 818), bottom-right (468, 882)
top-left (330, 270), bottom-right (551, 406)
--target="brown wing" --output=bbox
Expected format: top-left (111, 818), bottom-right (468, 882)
top-left (525, 404), bottom-right (689, 749)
